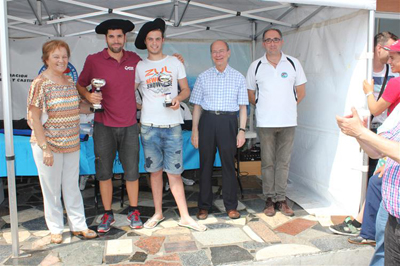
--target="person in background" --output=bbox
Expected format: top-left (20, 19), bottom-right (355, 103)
top-left (190, 40), bottom-right (248, 220)
top-left (246, 28), bottom-right (307, 217)
top-left (27, 40), bottom-right (97, 244)
top-left (77, 19), bottom-right (143, 233)
top-left (135, 18), bottom-right (206, 231)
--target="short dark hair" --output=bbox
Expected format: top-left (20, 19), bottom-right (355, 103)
top-left (210, 40), bottom-right (230, 52)
top-left (263, 28), bottom-right (282, 40)
top-left (42, 40), bottom-right (70, 67)
top-left (374, 32), bottom-right (398, 48)
top-left (147, 29), bottom-right (164, 39)
top-left (106, 28), bottom-right (127, 35)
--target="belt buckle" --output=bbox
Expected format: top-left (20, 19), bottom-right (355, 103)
top-left (215, 111), bottom-right (221, 115)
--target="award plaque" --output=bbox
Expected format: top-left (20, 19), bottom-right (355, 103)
top-left (163, 93), bottom-right (173, 107)
top-left (90, 78), bottom-right (106, 113)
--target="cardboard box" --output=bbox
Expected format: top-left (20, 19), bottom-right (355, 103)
top-left (238, 161), bottom-right (261, 176)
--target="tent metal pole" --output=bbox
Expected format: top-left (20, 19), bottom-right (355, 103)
top-left (252, 21), bottom-right (256, 61)
top-left (27, 0), bottom-right (41, 25)
top-left (0, 0), bottom-right (20, 258)
top-left (7, 15), bottom-right (36, 24)
top-left (295, 6), bottom-right (325, 28)
top-left (249, 20), bottom-right (256, 135)
top-left (179, 1), bottom-right (293, 27)
top-left (9, 25), bottom-right (54, 37)
top-left (176, 0), bottom-right (190, 27)
top-left (360, 9), bottom-right (375, 209)
top-left (367, 10), bottom-right (374, 81)
top-left (41, 0), bottom-right (61, 36)
top-left (174, 0), bottom-right (179, 27)
top-left (255, 5), bottom-right (296, 38)
top-left (36, 0), bottom-right (42, 25)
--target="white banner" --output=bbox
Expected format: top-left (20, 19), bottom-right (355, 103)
top-left (0, 36), bottom-right (251, 120)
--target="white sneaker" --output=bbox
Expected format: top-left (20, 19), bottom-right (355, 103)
top-left (165, 177), bottom-right (195, 191)
top-left (79, 175), bottom-right (90, 190)
top-left (182, 177), bottom-right (195, 186)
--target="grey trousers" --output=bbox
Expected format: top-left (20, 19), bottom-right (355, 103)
top-left (258, 127), bottom-right (295, 202)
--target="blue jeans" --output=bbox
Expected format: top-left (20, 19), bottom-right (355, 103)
top-left (369, 201), bottom-right (388, 266)
top-left (140, 125), bottom-right (183, 175)
top-left (360, 174), bottom-right (382, 240)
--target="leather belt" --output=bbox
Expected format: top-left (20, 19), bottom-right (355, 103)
top-left (203, 110), bottom-right (237, 115)
top-left (141, 123), bottom-right (180, 128)
top-left (371, 123), bottom-right (382, 129)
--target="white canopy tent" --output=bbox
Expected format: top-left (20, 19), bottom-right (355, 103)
top-left (1, 0), bottom-right (376, 258)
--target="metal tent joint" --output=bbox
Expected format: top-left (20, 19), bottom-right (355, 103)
top-left (6, 155), bottom-right (15, 161)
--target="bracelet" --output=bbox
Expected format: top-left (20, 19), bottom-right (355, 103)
top-left (365, 92), bottom-right (373, 97)
top-left (239, 128), bottom-right (246, 132)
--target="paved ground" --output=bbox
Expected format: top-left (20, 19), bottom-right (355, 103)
top-left (0, 171), bottom-right (374, 265)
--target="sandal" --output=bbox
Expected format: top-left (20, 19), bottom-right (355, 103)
top-left (178, 221), bottom-right (207, 232)
top-left (72, 229), bottom-right (97, 239)
top-left (51, 234), bottom-right (63, 244)
top-left (144, 216), bottom-right (165, 229)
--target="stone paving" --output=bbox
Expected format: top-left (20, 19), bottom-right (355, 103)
top-left (0, 172), bottom-right (374, 265)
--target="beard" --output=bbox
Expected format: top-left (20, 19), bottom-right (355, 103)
top-left (108, 43), bottom-right (123, 54)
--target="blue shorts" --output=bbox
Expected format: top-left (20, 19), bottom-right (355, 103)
top-left (140, 125), bottom-right (183, 175)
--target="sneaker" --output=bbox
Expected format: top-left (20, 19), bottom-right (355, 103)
top-left (182, 177), bottom-right (195, 186)
top-left (165, 177), bottom-right (195, 191)
top-left (348, 235), bottom-right (376, 246)
top-left (79, 175), bottom-right (90, 191)
top-left (329, 217), bottom-right (361, 236)
top-left (127, 209), bottom-right (143, 229)
top-left (97, 213), bottom-right (115, 233)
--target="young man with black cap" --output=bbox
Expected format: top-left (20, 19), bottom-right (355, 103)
top-left (134, 18), bottom-right (206, 231)
top-left (77, 19), bottom-right (143, 233)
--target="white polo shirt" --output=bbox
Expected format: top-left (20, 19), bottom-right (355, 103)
top-left (246, 52), bottom-right (307, 127)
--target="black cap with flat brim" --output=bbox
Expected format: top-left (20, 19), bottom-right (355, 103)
top-left (135, 18), bottom-right (166, 50)
top-left (95, 19), bottom-right (135, 35)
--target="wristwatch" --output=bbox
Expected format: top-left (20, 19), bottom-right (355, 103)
top-left (239, 128), bottom-right (246, 132)
top-left (39, 143), bottom-right (47, 150)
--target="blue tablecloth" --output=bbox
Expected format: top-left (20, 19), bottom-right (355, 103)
top-left (0, 131), bottom-right (221, 177)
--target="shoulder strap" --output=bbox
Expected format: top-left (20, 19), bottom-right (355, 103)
top-left (286, 57), bottom-right (296, 71)
top-left (286, 57), bottom-right (298, 102)
top-left (255, 60), bottom-right (262, 76)
top-left (377, 64), bottom-right (390, 101)
top-left (255, 60), bottom-right (262, 104)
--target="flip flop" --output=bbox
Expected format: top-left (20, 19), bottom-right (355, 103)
top-left (178, 221), bottom-right (207, 232)
top-left (144, 216), bottom-right (165, 229)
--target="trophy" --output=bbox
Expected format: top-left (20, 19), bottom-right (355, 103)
top-left (163, 93), bottom-right (173, 107)
top-left (90, 78), bottom-right (106, 112)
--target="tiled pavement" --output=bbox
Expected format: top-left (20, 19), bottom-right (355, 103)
top-left (0, 171), bottom-right (374, 265)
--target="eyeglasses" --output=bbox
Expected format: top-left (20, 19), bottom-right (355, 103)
top-left (263, 38), bottom-right (281, 44)
top-left (211, 49), bottom-right (227, 55)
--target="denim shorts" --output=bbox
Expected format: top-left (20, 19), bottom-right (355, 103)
top-left (93, 122), bottom-right (139, 181)
top-left (140, 124), bottom-right (183, 175)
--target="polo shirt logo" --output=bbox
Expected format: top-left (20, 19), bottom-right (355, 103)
top-left (125, 66), bottom-right (134, 71)
top-left (281, 72), bottom-right (288, 78)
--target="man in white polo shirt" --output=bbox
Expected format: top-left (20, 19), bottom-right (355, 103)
top-left (247, 28), bottom-right (307, 217)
